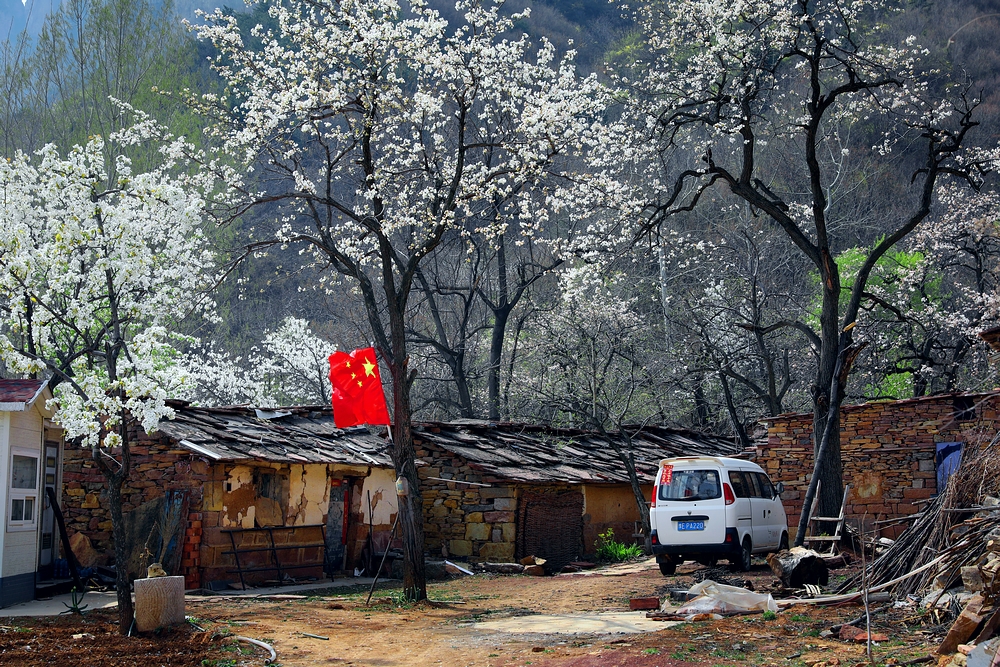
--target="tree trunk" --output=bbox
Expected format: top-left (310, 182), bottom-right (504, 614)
top-left (811, 271), bottom-right (845, 521)
top-left (604, 429), bottom-right (650, 550)
top-left (386, 293), bottom-right (427, 601)
top-left (106, 472), bottom-right (134, 632)
top-left (487, 306), bottom-right (511, 421)
top-left (718, 371), bottom-right (753, 451)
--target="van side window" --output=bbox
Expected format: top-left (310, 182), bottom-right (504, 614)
top-left (745, 471), bottom-right (764, 498)
top-left (755, 472), bottom-right (775, 499)
top-left (729, 471), bottom-right (749, 498)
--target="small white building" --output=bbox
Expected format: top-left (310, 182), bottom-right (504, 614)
top-left (0, 379), bottom-right (62, 607)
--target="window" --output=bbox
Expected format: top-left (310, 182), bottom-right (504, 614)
top-left (743, 472), bottom-right (764, 498)
top-left (658, 469), bottom-right (721, 501)
top-left (729, 471), bottom-right (749, 498)
top-left (8, 449), bottom-right (39, 531)
top-left (755, 473), bottom-right (775, 499)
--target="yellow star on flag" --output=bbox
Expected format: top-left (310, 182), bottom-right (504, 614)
top-left (362, 357), bottom-right (376, 377)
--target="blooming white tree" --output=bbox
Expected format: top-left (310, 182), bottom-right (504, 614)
top-left (853, 186), bottom-right (1000, 396)
top-left (0, 133), bottom-right (214, 632)
top-left (582, 0), bottom-right (998, 534)
top-left (185, 316), bottom-right (336, 407)
top-left (509, 265), bottom-right (664, 539)
top-left (192, 0), bottom-right (604, 599)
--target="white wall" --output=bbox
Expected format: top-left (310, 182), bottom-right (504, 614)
top-left (2, 406), bottom-right (43, 578)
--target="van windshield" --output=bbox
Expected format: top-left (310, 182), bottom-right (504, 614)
top-left (658, 469), bottom-right (721, 502)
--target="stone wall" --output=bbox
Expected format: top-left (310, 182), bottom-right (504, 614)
top-left (760, 393), bottom-right (1000, 538)
top-left (414, 437), bottom-right (520, 562)
top-left (61, 427), bottom-right (207, 588)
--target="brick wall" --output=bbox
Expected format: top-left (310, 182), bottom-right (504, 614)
top-left (760, 393), bottom-right (1000, 538)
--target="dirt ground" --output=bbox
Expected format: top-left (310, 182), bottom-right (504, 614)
top-left (0, 559), bottom-right (950, 667)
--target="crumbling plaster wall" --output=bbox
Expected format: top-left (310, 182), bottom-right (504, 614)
top-left (345, 469), bottom-right (398, 568)
top-left (760, 393), bottom-right (1000, 539)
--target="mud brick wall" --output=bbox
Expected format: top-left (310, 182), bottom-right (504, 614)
top-left (61, 426), bottom-right (208, 588)
top-left (199, 462), bottom-right (355, 586)
top-left (760, 393), bottom-right (1000, 539)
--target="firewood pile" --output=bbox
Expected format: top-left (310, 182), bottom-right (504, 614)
top-left (838, 441), bottom-right (1000, 597)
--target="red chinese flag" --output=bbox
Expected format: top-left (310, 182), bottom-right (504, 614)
top-left (328, 347), bottom-right (391, 428)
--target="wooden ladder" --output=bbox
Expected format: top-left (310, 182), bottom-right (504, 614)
top-left (804, 481), bottom-right (850, 555)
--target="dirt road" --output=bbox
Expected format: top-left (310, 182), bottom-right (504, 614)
top-left (0, 559), bottom-right (945, 666)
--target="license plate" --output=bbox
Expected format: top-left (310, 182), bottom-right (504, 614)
top-left (677, 521), bottom-right (705, 531)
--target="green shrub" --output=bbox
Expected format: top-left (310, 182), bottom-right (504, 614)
top-left (594, 528), bottom-right (644, 562)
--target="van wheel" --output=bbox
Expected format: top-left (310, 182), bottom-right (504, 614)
top-left (659, 559), bottom-right (677, 576)
top-left (730, 537), bottom-right (752, 572)
top-left (779, 532), bottom-right (789, 552)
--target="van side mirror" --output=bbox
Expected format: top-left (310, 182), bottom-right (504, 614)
top-left (775, 482), bottom-right (785, 495)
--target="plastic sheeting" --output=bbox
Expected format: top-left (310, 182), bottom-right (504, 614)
top-left (675, 580), bottom-right (779, 616)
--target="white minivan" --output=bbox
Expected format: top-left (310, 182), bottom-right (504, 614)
top-left (649, 456), bottom-right (788, 575)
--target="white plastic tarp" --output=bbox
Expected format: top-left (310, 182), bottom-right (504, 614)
top-left (675, 580), bottom-right (779, 615)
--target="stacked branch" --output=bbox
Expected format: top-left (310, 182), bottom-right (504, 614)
top-left (839, 439), bottom-right (1000, 596)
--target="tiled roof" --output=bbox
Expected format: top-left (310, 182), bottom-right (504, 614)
top-left (0, 379), bottom-right (47, 407)
top-left (156, 403), bottom-right (393, 466)
top-left (156, 404), bottom-right (739, 484)
top-left (411, 420), bottom-right (739, 484)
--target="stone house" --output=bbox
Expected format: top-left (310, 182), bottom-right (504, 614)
top-left (62, 406), bottom-right (737, 586)
top-left (62, 402), bottom-right (395, 589)
top-left (759, 391), bottom-right (1000, 539)
top-left (0, 379), bottom-right (63, 607)
top-left (411, 421), bottom-right (737, 569)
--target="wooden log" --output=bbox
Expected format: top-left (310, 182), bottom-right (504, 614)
top-left (479, 562), bottom-right (524, 574)
top-left (767, 547), bottom-right (830, 588)
top-left (134, 576), bottom-right (185, 632)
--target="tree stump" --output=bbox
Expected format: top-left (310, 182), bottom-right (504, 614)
top-left (134, 576), bottom-right (185, 632)
top-left (766, 547), bottom-right (829, 588)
